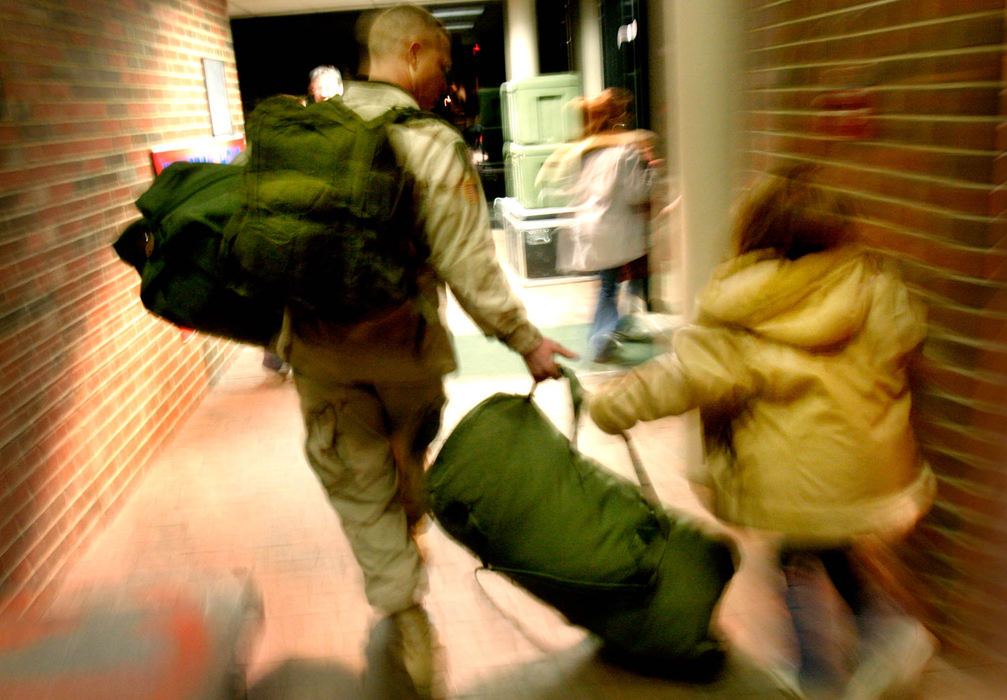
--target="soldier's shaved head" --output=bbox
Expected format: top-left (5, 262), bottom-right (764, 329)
top-left (368, 5), bottom-right (447, 63)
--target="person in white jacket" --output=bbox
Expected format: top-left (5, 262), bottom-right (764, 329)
top-left (538, 89), bottom-right (659, 362)
top-left (588, 164), bottom-right (937, 699)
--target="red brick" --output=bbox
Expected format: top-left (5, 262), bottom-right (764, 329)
top-left (0, 0), bottom-right (243, 597)
top-left (745, 0), bottom-right (1007, 659)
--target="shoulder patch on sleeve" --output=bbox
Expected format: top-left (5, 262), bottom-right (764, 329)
top-left (460, 179), bottom-right (480, 204)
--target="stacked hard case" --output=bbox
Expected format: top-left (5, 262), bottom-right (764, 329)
top-left (498, 73), bottom-right (582, 280)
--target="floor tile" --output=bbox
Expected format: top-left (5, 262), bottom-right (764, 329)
top-left (48, 274), bottom-right (1006, 698)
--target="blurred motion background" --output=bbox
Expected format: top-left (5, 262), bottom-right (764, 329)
top-left (1, 0), bottom-right (1005, 689)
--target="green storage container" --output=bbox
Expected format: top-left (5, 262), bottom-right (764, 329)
top-left (504, 141), bottom-right (558, 208)
top-left (500, 72), bottom-right (582, 145)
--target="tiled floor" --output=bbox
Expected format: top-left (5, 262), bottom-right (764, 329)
top-left (54, 269), bottom-right (1005, 698)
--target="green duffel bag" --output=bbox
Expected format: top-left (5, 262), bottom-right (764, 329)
top-left (113, 161), bottom-right (282, 346)
top-left (426, 368), bottom-right (736, 679)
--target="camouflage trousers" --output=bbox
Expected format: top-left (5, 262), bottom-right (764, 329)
top-left (294, 373), bottom-right (446, 614)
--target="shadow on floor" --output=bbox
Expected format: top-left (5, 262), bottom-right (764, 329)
top-left (249, 616), bottom-right (429, 700)
top-left (248, 658), bottom-right (362, 699)
top-left (248, 641), bottom-right (785, 700)
top-left (440, 639), bottom-right (784, 699)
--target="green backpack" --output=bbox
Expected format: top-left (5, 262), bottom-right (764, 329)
top-left (220, 95), bottom-right (430, 324)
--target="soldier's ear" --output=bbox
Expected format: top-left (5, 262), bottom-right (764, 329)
top-left (406, 41), bottom-right (422, 69)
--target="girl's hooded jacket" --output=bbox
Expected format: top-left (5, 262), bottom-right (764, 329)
top-left (588, 245), bottom-right (935, 545)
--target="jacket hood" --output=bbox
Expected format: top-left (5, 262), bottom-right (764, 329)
top-left (535, 129), bottom-right (655, 192)
top-left (697, 245), bottom-right (873, 348)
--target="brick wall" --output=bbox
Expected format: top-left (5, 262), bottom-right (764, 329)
top-left (0, 0), bottom-right (243, 614)
top-left (743, 0), bottom-right (1007, 662)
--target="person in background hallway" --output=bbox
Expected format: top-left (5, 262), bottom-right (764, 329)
top-left (273, 5), bottom-right (576, 697)
top-left (587, 164), bottom-right (937, 700)
top-left (538, 88), bottom-right (660, 363)
top-left (307, 64), bottom-right (343, 103)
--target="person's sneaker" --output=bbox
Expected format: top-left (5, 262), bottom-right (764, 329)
top-left (261, 351), bottom-right (289, 376)
top-left (390, 605), bottom-right (440, 698)
top-left (589, 332), bottom-right (616, 363)
top-left (841, 617), bottom-right (937, 700)
top-left (766, 665), bottom-right (808, 699)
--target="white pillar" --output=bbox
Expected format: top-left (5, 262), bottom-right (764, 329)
top-left (671, 0), bottom-right (743, 469)
top-left (645, 0), bottom-right (680, 311)
top-left (672, 0), bottom-right (743, 313)
top-left (650, 0), bottom-right (677, 170)
top-left (577, 0), bottom-right (604, 96)
top-left (504, 0), bottom-right (539, 81)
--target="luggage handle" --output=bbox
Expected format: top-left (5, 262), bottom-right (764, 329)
top-left (528, 365), bottom-right (586, 445)
top-left (550, 366), bottom-right (664, 513)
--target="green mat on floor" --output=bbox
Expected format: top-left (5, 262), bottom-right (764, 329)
top-left (451, 324), bottom-right (591, 378)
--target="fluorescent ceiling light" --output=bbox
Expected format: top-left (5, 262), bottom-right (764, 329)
top-left (432, 7), bottom-right (484, 20)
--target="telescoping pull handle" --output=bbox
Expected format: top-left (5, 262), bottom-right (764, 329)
top-left (557, 365), bottom-right (662, 511)
top-left (559, 365), bottom-right (585, 447)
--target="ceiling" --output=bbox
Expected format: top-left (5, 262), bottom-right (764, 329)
top-left (227, 0), bottom-right (482, 19)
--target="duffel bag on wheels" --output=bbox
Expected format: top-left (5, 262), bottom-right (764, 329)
top-left (426, 367), bottom-right (737, 680)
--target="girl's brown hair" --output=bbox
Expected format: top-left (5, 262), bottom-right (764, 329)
top-left (582, 88), bottom-right (634, 136)
top-left (733, 163), bottom-right (857, 259)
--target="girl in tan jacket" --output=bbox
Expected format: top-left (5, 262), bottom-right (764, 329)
top-left (588, 165), bottom-right (936, 699)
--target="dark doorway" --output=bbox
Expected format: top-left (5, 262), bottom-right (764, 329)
top-left (599, 0), bottom-right (649, 129)
top-left (230, 11), bottom-right (363, 117)
top-left (537, 0), bottom-right (576, 74)
top-left (230, 3), bottom-right (504, 203)
top-left (230, 3), bottom-right (505, 124)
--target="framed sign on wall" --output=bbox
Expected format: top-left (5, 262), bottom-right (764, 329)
top-left (202, 57), bottom-right (233, 136)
